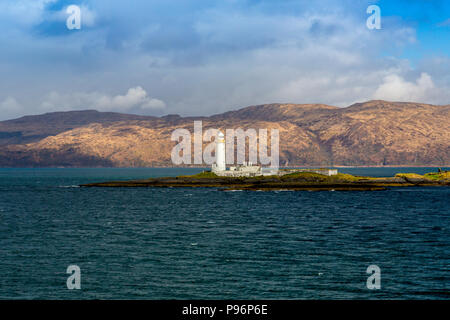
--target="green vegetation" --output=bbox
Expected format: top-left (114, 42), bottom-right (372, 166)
top-left (82, 170), bottom-right (449, 191)
top-left (424, 171), bottom-right (450, 180)
top-left (332, 173), bottom-right (361, 182)
top-left (280, 171), bottom-right (362, 183)
top-left (395, 173), bottom-right (426, 179)
top-left (280, 171), bottom-right (327, 180)
top-left (178, 171), bottom-right (219, 178)
top-left (395, 171), bottom-right (450, 181)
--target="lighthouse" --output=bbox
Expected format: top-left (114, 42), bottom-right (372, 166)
top-left (212, 131), bottom-right (226, 172)
top-left (210, 130), bottom-right (265, 177)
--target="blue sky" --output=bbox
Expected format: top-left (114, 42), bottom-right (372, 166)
top-left (0, 0), bottom-right (449, 120)
top-left (379, 0), bottom-right (450, 61)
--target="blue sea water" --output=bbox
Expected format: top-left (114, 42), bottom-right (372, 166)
top-left (0, 167), bottom-right (448, 300)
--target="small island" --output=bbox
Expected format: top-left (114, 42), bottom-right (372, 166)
top-left (80, 169), bottom-right (450, 191)
top-left (80, 131), bottom-right (449, 191)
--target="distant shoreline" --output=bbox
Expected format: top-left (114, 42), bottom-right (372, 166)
top-left (0, 165), bottom-right (449, 169)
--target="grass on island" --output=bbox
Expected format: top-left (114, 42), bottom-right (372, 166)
top-left (395, 173), bottom-right (427, 179)
top-left (178, 171), bottom-right (219, 179)
top-left (279, 171), bottom-right (361, 182)
top-left (176, 169), bottom-right (450, 184)
top-left (424, 171), bottom-right (450, 180)
top-left (178, 170), bottom-right (363, 183)
top-left (396, 171), bottom-right (450, 181)
top-left (279, 171), bottom-right (326, 180)
top-left (82, 169), bottom-right (449, 189)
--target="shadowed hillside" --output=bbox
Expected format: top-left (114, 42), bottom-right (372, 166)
top-left (0, 100), bottom-right (448, 167)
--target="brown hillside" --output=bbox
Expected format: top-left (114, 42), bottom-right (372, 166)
top-left (0, 100), bottom-right (448, 167)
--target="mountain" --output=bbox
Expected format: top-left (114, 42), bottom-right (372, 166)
top-left (0, 100), bottom-right (448, 167)
top-left (0, 110), bottom-right (156, 146)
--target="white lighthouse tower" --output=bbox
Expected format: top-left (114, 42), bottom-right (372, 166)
top-left (212, 131), bottom-right (226, 173)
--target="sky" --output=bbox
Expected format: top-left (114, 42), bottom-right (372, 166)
top-left (0, 0), bottom-right (450, 120)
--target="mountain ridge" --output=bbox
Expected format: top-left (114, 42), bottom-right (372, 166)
top-left (0, 100), bottom-right (448, 167)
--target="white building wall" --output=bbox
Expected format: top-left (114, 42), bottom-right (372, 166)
top-left (215, 131), bottom-right (226, 171)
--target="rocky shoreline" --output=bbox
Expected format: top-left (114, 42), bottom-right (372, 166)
top-left (80, 171), bottom-right (450, 191)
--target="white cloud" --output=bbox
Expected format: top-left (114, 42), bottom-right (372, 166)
top-left (40, 86), bottom-right (165, 113)
top-left (46, 5), bottom-right (97, 27)
top-left (0, 0), bottom-right (57, 27)
top-left (78, 5), bottom-right (96, 27)
top-left (1, 0), bottom-right (449, 119)
top-left (0, 1), bottom-right (97, 28)
top-left (0, 97), bottom-right (26, 120)
top-left (372, 73), bottom-right (436, 103)
top-left (1, 97), bottom-right (22, 111)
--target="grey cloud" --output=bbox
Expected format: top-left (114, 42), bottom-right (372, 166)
top-left (0, 0), bottom-right (449, 121)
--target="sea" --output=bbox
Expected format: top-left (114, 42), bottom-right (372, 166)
top-left (0, 167), bottom-right (448, 299)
